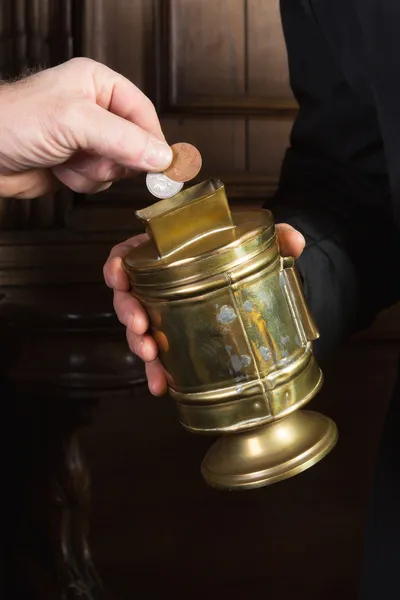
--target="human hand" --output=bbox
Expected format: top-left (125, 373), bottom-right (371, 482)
top-left (0, 58), bottom-right (173, 198)
top-left (104, 224), bottom-right (307, 396)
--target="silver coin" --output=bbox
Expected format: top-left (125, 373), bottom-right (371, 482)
top-left (146, 172), bottom-right (184, 199)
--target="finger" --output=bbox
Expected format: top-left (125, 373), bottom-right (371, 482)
top-left (89, 60), bottom-right (166, 141)
top-left (56, 152), bottom-right (128, 183)
top-left (113, 290), bottom-right (149, 336)
top-left (104, 233), bottom-right (149, 290)
top-left (276, 223), bottom-right (306, 258)
top-left (127, 330), bottom-right (158, 362)
top-left (104, 235), bottom-right (149, 291)
top-left (107, 233), bottom-right (149, 260)
top-left (145, 360), bottom-right (168, 397)
top-left (0, 169), bottom-right (57, 199)
top-left (52, 164), bottom-right (115, 194)
top-left (67, 101), bottom-right (173, 173)
top-left (104, 257), bottom-right (130, 291)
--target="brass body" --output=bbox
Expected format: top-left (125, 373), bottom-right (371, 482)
top-left (124, 180), bottom-right (338, 490)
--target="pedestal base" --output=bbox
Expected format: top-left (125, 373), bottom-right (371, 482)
top-left (201, 410), bottom-right (338, 491)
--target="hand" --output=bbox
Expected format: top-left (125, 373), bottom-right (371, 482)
top-left (104, 224), bottom-right (307, 396)
top-left (0, 58), bottom-right (173, 198)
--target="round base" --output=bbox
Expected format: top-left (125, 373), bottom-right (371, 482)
top-left (201, 410), bottom-right (338, 491)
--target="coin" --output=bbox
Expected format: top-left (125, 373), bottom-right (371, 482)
top-left (146, 172), bottom-right (184, 199)
top-left (163, 142), bottom-right (202, 183)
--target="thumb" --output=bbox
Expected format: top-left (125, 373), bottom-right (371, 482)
top-left (71, 102), bottom-right (173, 172)
top-left (276, 223), bottom-right (306, 258)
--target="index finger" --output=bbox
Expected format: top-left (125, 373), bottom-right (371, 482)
top-left (92, 62), bottom-right (165, 141)
top-left (103, 234), bottom-right (149, 290)
top-left (108, 233), bottom-right (149, 260)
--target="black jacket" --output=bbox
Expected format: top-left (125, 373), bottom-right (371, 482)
top-left (266, 0), bottom-right (400, 363)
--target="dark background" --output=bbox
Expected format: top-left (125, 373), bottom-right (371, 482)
top-left (1, 1), bottom-right (398, 599)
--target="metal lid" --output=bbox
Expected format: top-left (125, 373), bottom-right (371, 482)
top-left (123, 179), bottom-right (276, 293)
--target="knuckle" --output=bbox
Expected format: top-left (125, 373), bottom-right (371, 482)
top-left (145, 97), bottom-right (157, 115)
top-left (58, 100), bottom-right (84, 128)
top-left (102, 262), bottom-right (112, 286)
top-left (131, 233), bottom-right (148, 247)
top-left (46, 100), bottom-right (86, 148)
top-left (112, 294), bottom-right (125, 324)
top-left (88, 181), bottom-right (113, 194)
top-left (109, 242), bottom-right (131, 260)
top-left (127, 142), bottom-right (148, 167)
top-left (65, 56), bottom-right (97, 71)
top-left (134, 337), bottom-right (144, 357)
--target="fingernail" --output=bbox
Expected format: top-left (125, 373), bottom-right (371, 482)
top-left (88, 181), bottom-right (113, 195)
top-left (144, 139), bottom-right (173, 170)
top-left (105, 166), bottom-right (127, 182)
top-left (295, 231), bottom-right (306, 247)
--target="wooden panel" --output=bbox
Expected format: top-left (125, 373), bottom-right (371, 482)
top-left (168, 0), bottom-right (245, 100)
top-left (248, 118), bottom-right (293, 176)
top-left (161, 117), bottom-right (246, 173)
top-left (78, 0), bottom-right (294, 200)
top-left (81, 0), bottom-right (106, 63)
top-left (83, 0), bottom-right (155, 93)
top-left (159, 0), bottom-right (296, 114)
top-left (248, 0), bottom-right (294, 104)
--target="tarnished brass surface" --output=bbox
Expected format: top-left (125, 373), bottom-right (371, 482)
top-left (135, 179), bottom-right (234, 259)
top-left (201, 410), bottom-right (338, 490)
top-left (124, 179), bottom-right (338, 490)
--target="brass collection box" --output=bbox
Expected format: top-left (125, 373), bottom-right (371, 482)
top-left (123, 179), bottom-right (338, 490)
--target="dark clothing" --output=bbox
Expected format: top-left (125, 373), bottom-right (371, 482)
top-left (265, 1), bottom-right (400, 596)
top-left (360, 365), bottom-right (400, 599)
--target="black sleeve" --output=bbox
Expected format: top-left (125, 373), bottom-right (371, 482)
top-left (355, 0), bottom-right (400, 227)
top-left (267, 154), bottom-right (399, 365)
top-left (263, 1), bottom-right (400, 365)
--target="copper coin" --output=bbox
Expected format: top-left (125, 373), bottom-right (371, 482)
top-left (163, 142), bottom-right (202, 183)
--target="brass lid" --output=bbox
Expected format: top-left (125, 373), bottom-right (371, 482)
top-left (124, 179), bottom-right (276, 292)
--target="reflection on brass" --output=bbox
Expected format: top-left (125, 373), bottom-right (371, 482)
top-left (136, 179), bottom-right (234, 259)
top-left (124, 179), bottom-right (338, 490)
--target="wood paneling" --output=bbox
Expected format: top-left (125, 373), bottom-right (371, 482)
top-left (82, 0), bottom-right (155, 91)
top-left (161, 117), bottom-right (246, 173)
top-left (248, 0), bottom-right (294, 103)
top-left (78, 0), bottom-right (296, 211)
top-left (248, 118), bottom-right (293, 176)
top-left (159, 0), bottom-right (296, 113)
top-left (168, 0), bottom-right (246, 103)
